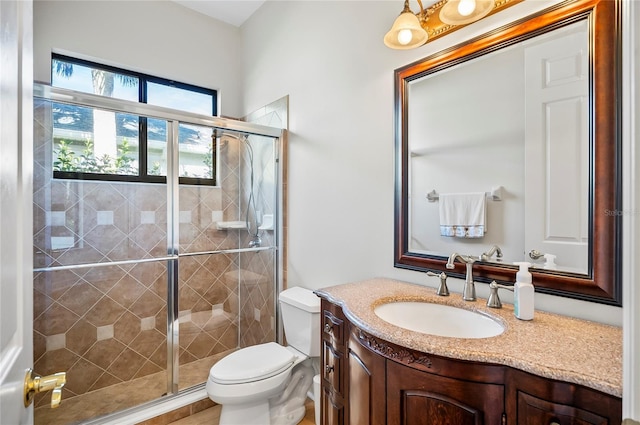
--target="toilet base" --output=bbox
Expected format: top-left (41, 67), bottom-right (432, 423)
top-left (219, 400), bottom-right (270, 425)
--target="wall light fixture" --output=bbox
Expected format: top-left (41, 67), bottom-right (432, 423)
top-left (440, 0), bottom-right (496, 25)
top-left (384, 0), bottom-right (522, 50)
top-left (383, 0), bottom-right (430, 49)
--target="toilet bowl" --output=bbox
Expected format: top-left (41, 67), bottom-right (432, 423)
top-left (206, 287), bottom-right (320, 425)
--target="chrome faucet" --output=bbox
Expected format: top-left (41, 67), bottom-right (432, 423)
top-left (480, 245), bottom-right (503, 262)
top-left (446, 253), bottom-right (478, 301)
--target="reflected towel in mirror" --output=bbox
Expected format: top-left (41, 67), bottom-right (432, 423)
top-left (439, 192), bottom-right (486, 238)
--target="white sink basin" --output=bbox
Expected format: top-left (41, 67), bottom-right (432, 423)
top-left (374, 301), bottom-right (504, 339)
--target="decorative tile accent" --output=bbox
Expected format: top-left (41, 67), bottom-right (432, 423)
top-left (97, 325), bottom-right (114, 341)
top-left (141, 211), bottom-right (156, 224)
top-left (97, 210), bottom-right (114, 225)
top-left (141, 316), bottom-right (156, 331)
top-left (211, 210), bottom-right (223, 223)
top-left (46, 334), bottom-right (66, 351)
top-left (51, 236), bottom-right (75, 250)
top-left (179, 210), bottom-right (192, 223)
top-left (48, 211), bottom-right (66, 226)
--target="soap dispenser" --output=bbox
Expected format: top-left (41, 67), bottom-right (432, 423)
top-left (513, 262), bottom-right (534, 320)
top-left (543, 253), bottom-right (557, 270)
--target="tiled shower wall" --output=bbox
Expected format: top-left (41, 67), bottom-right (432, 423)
top-left (32, 98), bottom-right (279, 412)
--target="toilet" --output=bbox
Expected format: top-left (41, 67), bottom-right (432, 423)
top-left (206, 286), bottom-right (320, 425)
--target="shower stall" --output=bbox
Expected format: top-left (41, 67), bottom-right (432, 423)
top-left (31, 84), bottom-right (283, 425)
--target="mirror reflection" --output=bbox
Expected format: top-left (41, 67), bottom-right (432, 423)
top-left (395, 0), bottom-right (620, 305)
top-left (407, 19), bottom-right (589, 274)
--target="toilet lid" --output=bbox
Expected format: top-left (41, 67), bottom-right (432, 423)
top-left (209, 342), bottom-right (296, 384)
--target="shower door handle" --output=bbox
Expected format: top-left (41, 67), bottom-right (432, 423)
top-left (24, 368), bottom-right (66, 408)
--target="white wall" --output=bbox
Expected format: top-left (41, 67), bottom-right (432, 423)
top-left (240, 0), bottom-right (623, 326)
top-left (33, 0), bottom-right (244, 117)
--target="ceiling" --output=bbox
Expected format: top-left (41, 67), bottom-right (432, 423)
top-left (171, 0), bottom-right (266, 27)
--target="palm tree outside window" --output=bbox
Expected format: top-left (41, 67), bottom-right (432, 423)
top-left (50, 54), bottom-right (218, 185)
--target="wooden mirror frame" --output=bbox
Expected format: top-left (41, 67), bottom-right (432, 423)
top-left (394, 0), bottom-right (622, 305)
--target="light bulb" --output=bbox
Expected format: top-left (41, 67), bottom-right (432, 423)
top-left (397, 29), bottom-right (413, 45)
top-left (457, 0), bottom-right (476, 16)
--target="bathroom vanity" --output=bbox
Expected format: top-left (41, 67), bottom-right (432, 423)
top-left (315, 279), bottom-right (622, 424)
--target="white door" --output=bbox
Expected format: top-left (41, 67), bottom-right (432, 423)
top-left (523, 20), bottom-right (589, 273)
top-left (0, 1), bottom-right (34, 424)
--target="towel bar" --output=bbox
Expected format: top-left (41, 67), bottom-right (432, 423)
top-left (426, 186), bottom-right (503, 203)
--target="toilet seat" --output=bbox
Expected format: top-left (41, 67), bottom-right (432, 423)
top-left (209, 342), bottom-right (296, 384)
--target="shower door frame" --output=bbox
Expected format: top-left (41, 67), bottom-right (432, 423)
top-left (33, 83), bottom-right (284, 418)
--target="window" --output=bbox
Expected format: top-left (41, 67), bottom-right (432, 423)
top-left (51, 54), bottom-right (218, 185)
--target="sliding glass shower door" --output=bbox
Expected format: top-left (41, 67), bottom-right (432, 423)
top-left (176, 129), bottom-right (279, 392)
top-left (32, 84), bottom-right (281, 425)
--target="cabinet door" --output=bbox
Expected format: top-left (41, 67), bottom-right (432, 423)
top-left (506, 369), bottom-right (622, 425)
top-left (387, 360), bottom-right (504, 425)
top-left (348, 330), bottom-right (386, 425)
top-left (516, 392), bottom-right (608, 425)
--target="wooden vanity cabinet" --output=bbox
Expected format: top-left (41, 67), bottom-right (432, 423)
top-left (506, 369), bottom-right (622, 424)
top-left (319, 299), bottom-right (621, 425)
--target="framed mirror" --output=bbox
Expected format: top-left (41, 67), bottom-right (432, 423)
top-left (394, 0), bottom-right (621, 305)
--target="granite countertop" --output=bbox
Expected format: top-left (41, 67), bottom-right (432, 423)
top-left (315, 278), bottom-right (622, 397)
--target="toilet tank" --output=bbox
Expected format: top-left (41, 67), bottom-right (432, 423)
top-left (279, 286), bottom-right (320, 357)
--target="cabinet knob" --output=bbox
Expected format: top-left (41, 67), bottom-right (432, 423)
top-left (325, 365), bottom-right (334, 373)
top-left (324, 323), bottom-right (333, 334)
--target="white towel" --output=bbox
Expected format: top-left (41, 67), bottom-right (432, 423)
top-left (439, 192), bottom-right (486, 238)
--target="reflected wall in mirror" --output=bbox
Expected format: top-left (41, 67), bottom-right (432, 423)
top-left (409, 19), bottom-right (589, 274)
top-left (394, 0), bottom-right (621, 305)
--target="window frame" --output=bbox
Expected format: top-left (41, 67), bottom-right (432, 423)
top-left (51, 53), bottom-right (218, 186)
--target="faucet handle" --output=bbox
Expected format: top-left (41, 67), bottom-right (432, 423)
top-left (486, 281), bottom-right (514, 308)
top-left (480, 245), bottom-right (503, 262)
top-left (427, 271), bottom-right (450, 296)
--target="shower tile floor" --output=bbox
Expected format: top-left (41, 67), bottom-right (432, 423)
top-left (34, 351), bottom-right (232, 425)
